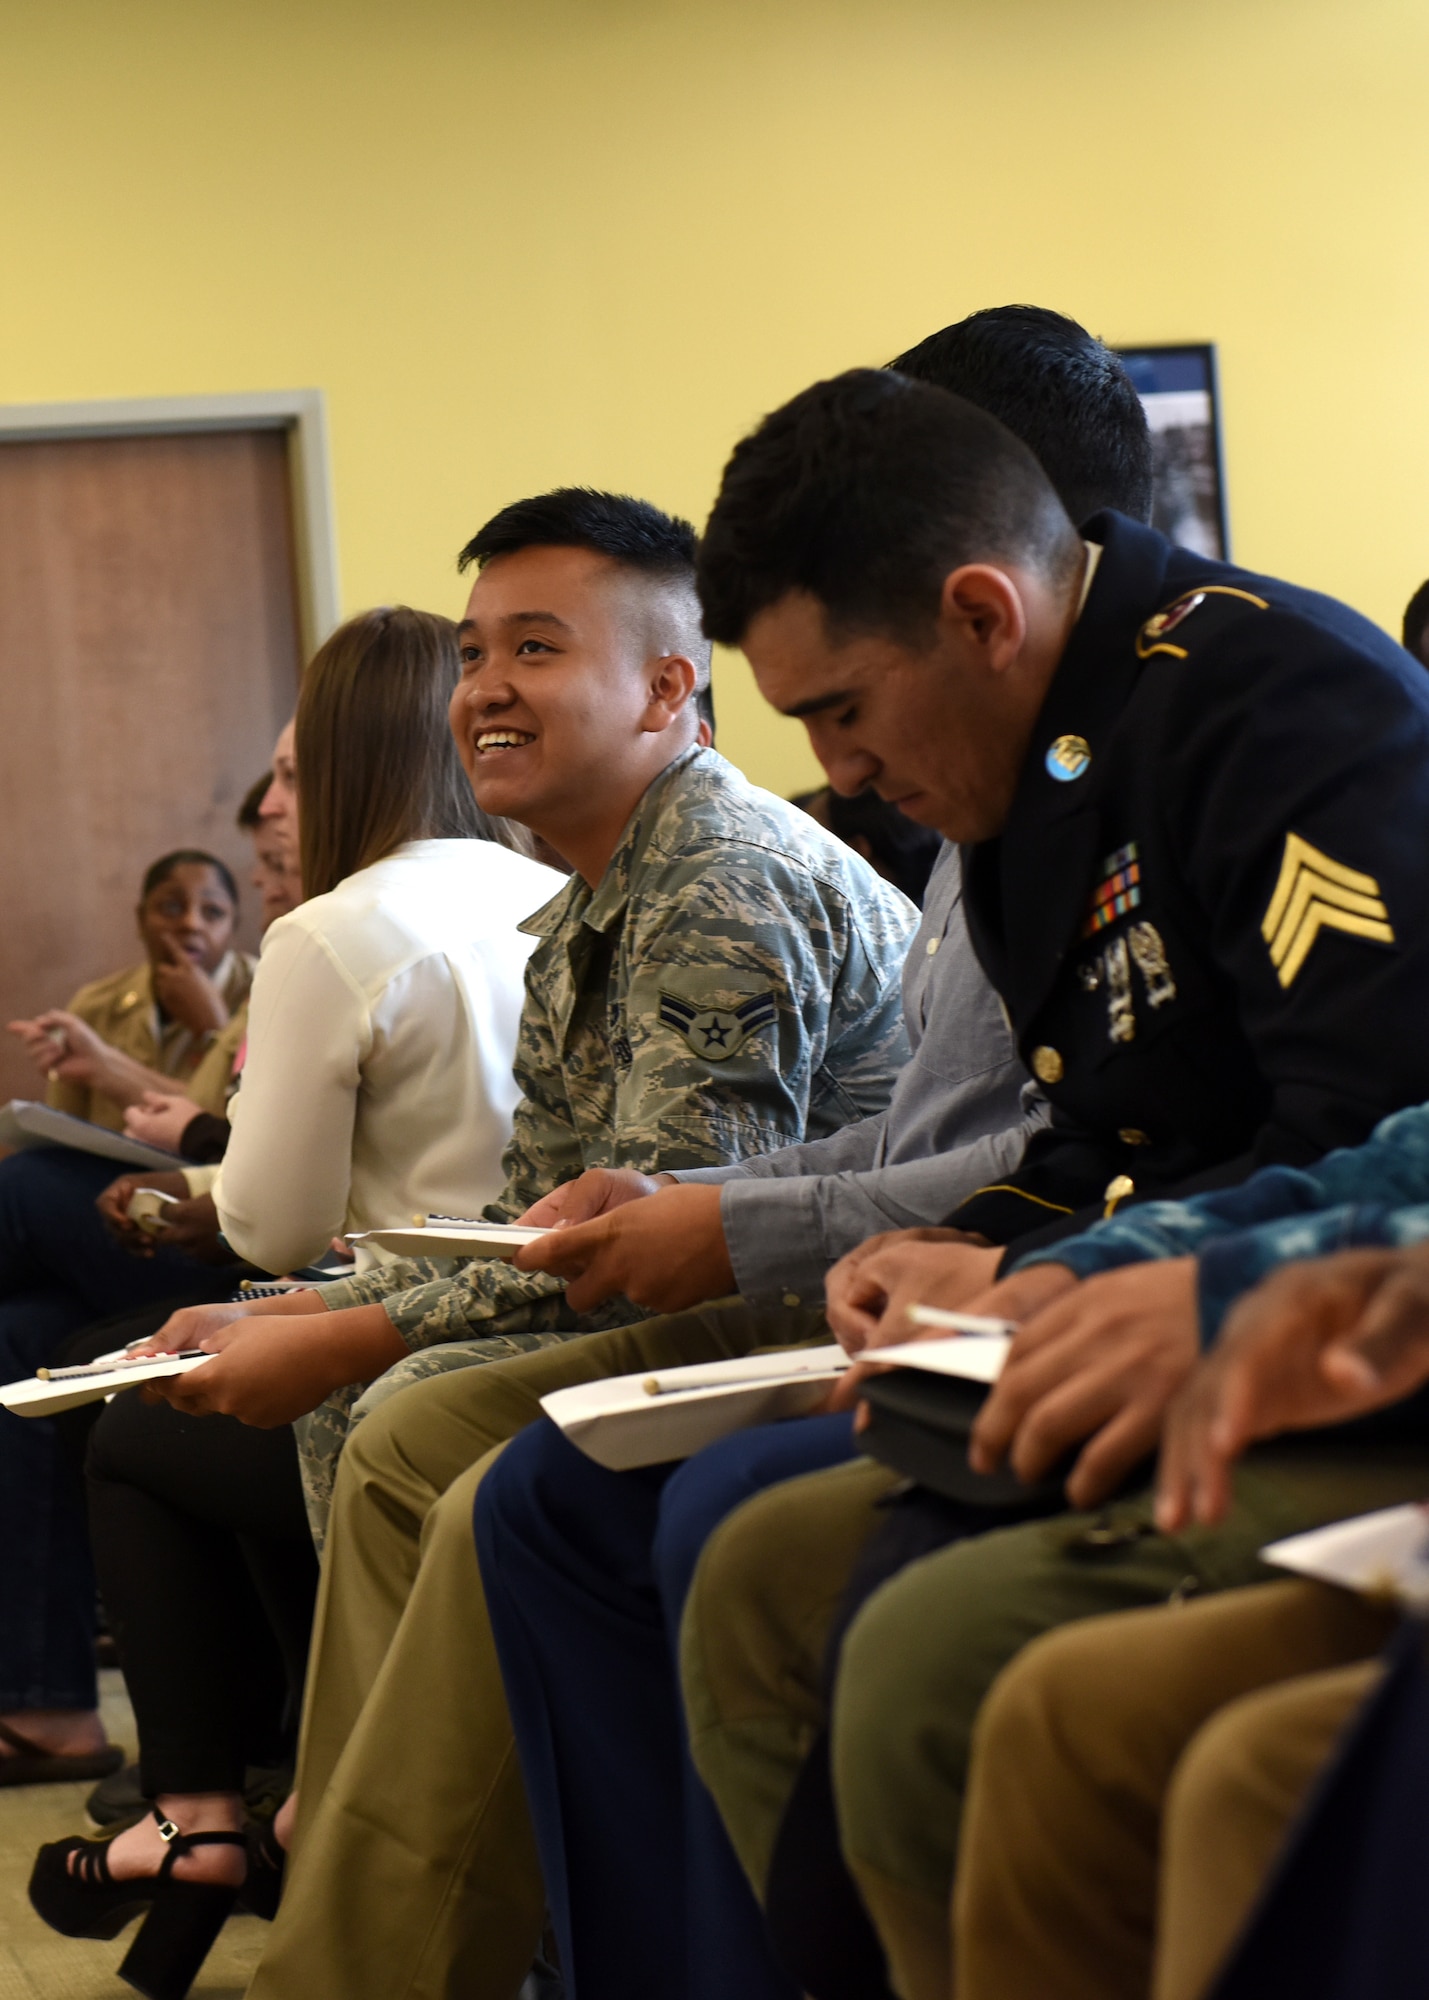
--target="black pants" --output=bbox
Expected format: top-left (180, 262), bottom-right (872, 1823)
top-left (86, 1394), bottom-right (318, 1795)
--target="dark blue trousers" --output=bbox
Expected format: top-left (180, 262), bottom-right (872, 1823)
top-left (476, 1413), bottom-right (856, 2000)
top-left (0, 1147), bottom-right (239, 1709)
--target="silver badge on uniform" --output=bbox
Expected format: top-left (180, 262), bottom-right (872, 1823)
top-left (1103, 936), bottom-right (1136, 1043)
top-left (1127, 922), bottom-right (1177, 1008)
top-left (1080, 919), bottom-right (1178, 1046)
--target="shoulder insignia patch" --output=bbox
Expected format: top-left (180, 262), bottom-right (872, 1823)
top-left (1135, 585), bottom-right (1271, 661)
top-left (658, 989), bottom-right (777, 1062)
top-left (1262, 833), bottom-right (1395, 987)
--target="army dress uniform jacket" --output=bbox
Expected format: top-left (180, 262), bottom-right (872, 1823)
top-left (949, 510), bottom-right (1429, 1247)
top-left (319, 744), bottom-right (916, 1352)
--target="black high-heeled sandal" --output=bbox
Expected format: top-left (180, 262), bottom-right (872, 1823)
top-left (237, 1816), bottom-right (285, 1921)
top-left (29, 1806), bottom-right (245, 2000)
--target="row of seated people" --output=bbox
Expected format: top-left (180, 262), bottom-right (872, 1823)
top-left (0, 300), bottom-right (1427, 2000)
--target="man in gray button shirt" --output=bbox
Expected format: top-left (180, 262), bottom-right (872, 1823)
top-left (250, 308), bottom-right (1156, 2000)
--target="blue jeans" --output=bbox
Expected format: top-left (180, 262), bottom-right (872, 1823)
top-left (476, 1414), bottom-right (857, 2000)
top-left (0, 1147), bottom-right (240, 1710)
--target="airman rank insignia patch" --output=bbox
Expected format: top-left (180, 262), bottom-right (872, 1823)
top-left (658, 989), bottom-right (777, 1062)
top-left (1261, 833), bottom-right (1395, 988)
top-left (1083, 841), bottom-right (1142, 936)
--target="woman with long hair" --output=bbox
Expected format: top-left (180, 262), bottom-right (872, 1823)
top-left (27, 606), bottom-right (562, 2000)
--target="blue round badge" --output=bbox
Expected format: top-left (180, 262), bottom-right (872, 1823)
top-left (1045, 734), bottom-right (1091, 783)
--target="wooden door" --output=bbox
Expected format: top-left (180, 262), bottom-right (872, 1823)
top-left (0, 428), bottom-right (303, 1104)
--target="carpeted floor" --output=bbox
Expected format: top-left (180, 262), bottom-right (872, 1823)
top-left (0, 1673), bottom-right (267, 1999)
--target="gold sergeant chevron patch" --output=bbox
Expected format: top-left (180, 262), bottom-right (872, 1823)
top-left (1261, 833), bottom-right (1395, 988)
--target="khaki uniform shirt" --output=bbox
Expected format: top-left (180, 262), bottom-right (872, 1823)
top-left (46, 951), bottom-right (254, 1131)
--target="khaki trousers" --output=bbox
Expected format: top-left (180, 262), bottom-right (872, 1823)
top-left (955, 1580), bottom-right (1392, 2000)
top-left (248, 1298), bottom-right (821, 2000)
top-left (680, 1441), bottom-right (1429, 2000)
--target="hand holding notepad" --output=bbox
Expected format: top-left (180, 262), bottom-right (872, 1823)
top-left (0, 1349), bottom-right (215, 1419)
top-left (539, 1326), bottom-right (1013, 1471)
top-left (347, 1218), bottom-right (552, 1261)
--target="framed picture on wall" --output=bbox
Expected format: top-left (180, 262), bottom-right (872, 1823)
top-left (1116, 343), bottom-right (1229, 560)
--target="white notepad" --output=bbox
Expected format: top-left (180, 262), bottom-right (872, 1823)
top-left (346, 1221), bottom-right (551, 1262)
top-left (542, 1346), bottom-right (850, 1469)
top-left (0, 1350), bottom-right (215, 1419)
top-left (870, 1334), bottom-right (1012, 1384)
top-left (1262, 1503), bottom-right (1429, 1612)
top-left (0, 1099), bottom-right (184, 1172)
top-left (540, 1333), bottom-right (1013, 1471)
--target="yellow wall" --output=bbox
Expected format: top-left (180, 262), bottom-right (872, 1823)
top-left (4, 0), bottom-right (1427, 795)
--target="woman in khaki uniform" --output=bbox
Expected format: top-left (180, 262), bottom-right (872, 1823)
top-left (8, 849), bottom-right (254, 1131)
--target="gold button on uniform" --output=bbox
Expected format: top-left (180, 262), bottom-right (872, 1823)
top-left (925, 937), bottom-right (940, 956)
top-left (781, 1291), bottom-right (801, 1308)
top-left (1031, 1046), bottom-right (1064, 1085)
top-left (1118, 1127), bottom-right (1150, 1147)
top-left (1103, 1174), bottom-right (1135, 1218)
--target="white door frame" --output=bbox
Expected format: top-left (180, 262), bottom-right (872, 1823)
top-left (0, 389), bottom-right (340, 656)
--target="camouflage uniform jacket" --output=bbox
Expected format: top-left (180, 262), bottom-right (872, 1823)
top-left (293, 747), bottom-right (916, 1536)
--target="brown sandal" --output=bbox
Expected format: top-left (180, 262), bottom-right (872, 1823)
top-left (0, 1716), bottom-right (124, 1788)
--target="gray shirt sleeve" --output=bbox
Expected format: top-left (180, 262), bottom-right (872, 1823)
top-left (716, 1109), bottom-right (1041, 1305)
top-left (674, 843), bottom-right (1045, 1305)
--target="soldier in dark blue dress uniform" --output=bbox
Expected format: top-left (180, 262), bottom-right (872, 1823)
top-left (658, 367), bottom-right (1429, 2000)
top-left (950, 502), bottom-right (1429, 1241)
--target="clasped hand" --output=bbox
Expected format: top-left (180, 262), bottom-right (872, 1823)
top-left (822, 1225), bottom-right (1202, 1510)
top-left (151, 938), bottom-right (230, 1038)
top-left (8, 1009), bottom-right (116, 1089)
top-left (1157, 1243), bottom-right (1429, 1531)
top-left (96, 1172), bottom-right (228, 1262)
top-left (128, 1295), bottom-right (351, 1427)
top-left (514, 1171), bottom-right (734, 1313)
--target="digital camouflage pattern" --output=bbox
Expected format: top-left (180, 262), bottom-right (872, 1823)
top-left (294, 745), bottom-right (916, 1538)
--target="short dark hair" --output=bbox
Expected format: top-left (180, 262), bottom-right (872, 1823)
top-left (793, 786), bottom-right (943, 906)
top-left (698, 368), bottom-right (1080, 649)
top-left (297, 607), bottom-right (533, 900)
top-left (889, 306), bottom-right (1153, 526)
top-left (141, 850), bottom-right (239, 908)
top-left (457, 488), bottom-right (710, 711)
top-left (1403, 579), bottom-right (1429, 664)
top-left (458, 486), bottom-right (698, 582)
top-left (236, 772), bottom-right (272, 830)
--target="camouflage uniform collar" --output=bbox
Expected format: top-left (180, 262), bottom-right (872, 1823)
top-left (516, 743), bottom-right (708, 942)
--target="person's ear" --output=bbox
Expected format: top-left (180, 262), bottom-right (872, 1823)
top-left (936, 565), bottom-right (1027, 676)
top-left (643, 654), bottom-right (698, 735)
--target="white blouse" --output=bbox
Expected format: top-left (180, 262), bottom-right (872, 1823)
top-left (214, 839), bottom-right (563, 1275)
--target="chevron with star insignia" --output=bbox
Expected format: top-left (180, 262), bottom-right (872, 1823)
top-left (1261, 833), bottom-right (1395, 988)
top-left (658, 988), bottom-right (778, 1062)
